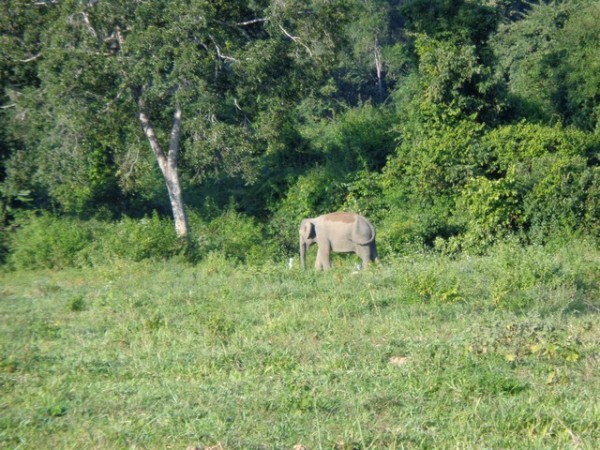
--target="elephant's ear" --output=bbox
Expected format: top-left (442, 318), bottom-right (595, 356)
top-left (301, 220), bottom-right (316, 239)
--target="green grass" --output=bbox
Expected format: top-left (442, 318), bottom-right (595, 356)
top-left (1, 242), bottom-right (599, 449)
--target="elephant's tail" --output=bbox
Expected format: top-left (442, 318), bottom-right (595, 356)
top-left (351, 218), bottom-right (376, 245)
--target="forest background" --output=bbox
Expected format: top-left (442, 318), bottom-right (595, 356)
top-left (1, 0), bottom-right (599, 268)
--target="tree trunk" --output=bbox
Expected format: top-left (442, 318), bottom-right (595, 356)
top-left (374, 37), bottom-right (386, 102)
top-left (137, 94), bottom-right (190, 239)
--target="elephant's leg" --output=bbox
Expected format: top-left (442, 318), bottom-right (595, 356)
top-left (316, 245), bottom-right (331, 270)
top-left (355, 246), bottom-right (371, 269)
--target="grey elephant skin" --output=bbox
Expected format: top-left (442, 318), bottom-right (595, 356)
top-left (299, 212), bottom-right (378, 270)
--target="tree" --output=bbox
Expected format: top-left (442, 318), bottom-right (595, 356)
top-left (492, 0), bottom-right (600, 131)
top-left (340, 0), bottom-right (408, 103)
top-left (0, 0), bottom-right (58, 222)
top-left (399, 0), bottom-right (499, 45)
top-left (4, 0), bottom-right (353, 237)
top-left (31, 0), bottom-right (275, 237)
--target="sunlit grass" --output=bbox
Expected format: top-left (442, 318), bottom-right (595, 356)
top-left (1, 241), bottom-right (599, 448)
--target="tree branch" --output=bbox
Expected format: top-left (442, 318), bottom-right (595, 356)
top-left (34, 0), bottom-right (58, 6)
top-left (18, 53), bottom-right (43, 63)
top-left (208, 34), bottom-right (240, 63)
top-left (278, 25), bottom-right (313, 57)
top-left (214, 17), bottom-right (268, 42)
top-left (80, 11), bottom-right (98, 38)
top-left (236, 18), bottom-right (268, 26)
top-left (215, 17), bottom-right (268, 28)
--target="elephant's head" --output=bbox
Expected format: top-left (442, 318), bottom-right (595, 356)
top-left (299, 218), bottom-right (316, 269)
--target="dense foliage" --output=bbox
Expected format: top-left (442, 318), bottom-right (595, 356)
top-left (1, 0), bottom-right (599, 265)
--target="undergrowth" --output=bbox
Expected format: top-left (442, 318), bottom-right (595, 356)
top-left (4, 210), bottom-right (277, 270)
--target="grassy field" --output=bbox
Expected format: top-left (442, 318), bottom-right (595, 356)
top-left (1, 241), bottom-right (599, 449)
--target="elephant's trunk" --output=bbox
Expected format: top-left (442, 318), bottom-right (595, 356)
top-left (300, 239), bottom-right (307, 270)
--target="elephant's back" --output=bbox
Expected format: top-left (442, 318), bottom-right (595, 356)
top-left (322, 212), bottom-right (356, 223)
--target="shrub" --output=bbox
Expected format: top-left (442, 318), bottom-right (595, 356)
top-left (484, 122), bottom-right (595, 169)
top-left (383, 114), bottom-right (487, 203)
top-left (300, 104), bottom-right (396, 174)
top-left (342, 170), bottom-right (387, 221)
top-left (7, 212), bottom-right (96, 270)
top-left (453, 173), bottom-right (523, 252)
top-left (481, 123), bottom-right (600, 244)
top-left (426, 122), bottom-right (599, 252)
top-left (4, 209), bottom-right (283, 270)
top-left (378, 206), bottom-right (450, 256)
top-left (6, 212), bottom-right (185, 270)
top-left (379, 113), bottom-right (487, 253)
top-left (93, 212), bottom-right (181, 262)
top-left (191, 209), bottom-right (278, 264)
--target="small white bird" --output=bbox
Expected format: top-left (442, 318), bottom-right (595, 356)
top-left (288, 258), bottom-right (294, 269)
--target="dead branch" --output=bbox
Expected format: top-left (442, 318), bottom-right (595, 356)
top-left (18, 53), bottom-right (42, 63)
top-left (236, 18), bottom-right (268, 26)
top-left (278, 24), bottom-right (313, 57)
top-left (208, 34), bottom-right (239, 63)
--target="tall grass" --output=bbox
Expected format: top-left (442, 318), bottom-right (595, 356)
top-left (4, 210), bottom-right (278, 270)
top-left (1, 240), bottom-right (598, 448)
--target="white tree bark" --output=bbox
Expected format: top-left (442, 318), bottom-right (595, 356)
top-left (137, 96), bottom-right (189, 238)
top-left (374, 36), bottom-right (385, 100)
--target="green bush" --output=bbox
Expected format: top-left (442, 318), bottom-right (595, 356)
top-left (378, 205), bottom-right (450, 256)
top-left (378, 113), bottom-right (487, 254)
top-left (4, 209), bottom-right (283, 270)
top-left (7, 213), bottom-right (97, 270)
top-left (484, 122), bottom-right (595, 169)
top-left (384, 114), bottom-right (487, 203)
top-left (6, 212), bottom-right (184, 270)
top-left (191, 209), bottom-right (278, 264)
top-left (453, 173), bottom-right (523, 252)
top-left (481, 123), bottom-right (600, 244)
top-left (420, 122), bottom-right (600, 253)
top-left (300, 104), bottom-right (396, 174)
top-left (524, 154), bottom-right (599, 240)
top-left (92, 212), bottom-right (181, 263)
top-left (342, 170), bottom-right (386, 221)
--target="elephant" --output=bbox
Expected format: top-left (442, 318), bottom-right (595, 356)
top-left (299, 212), bottom-right (378, 270)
